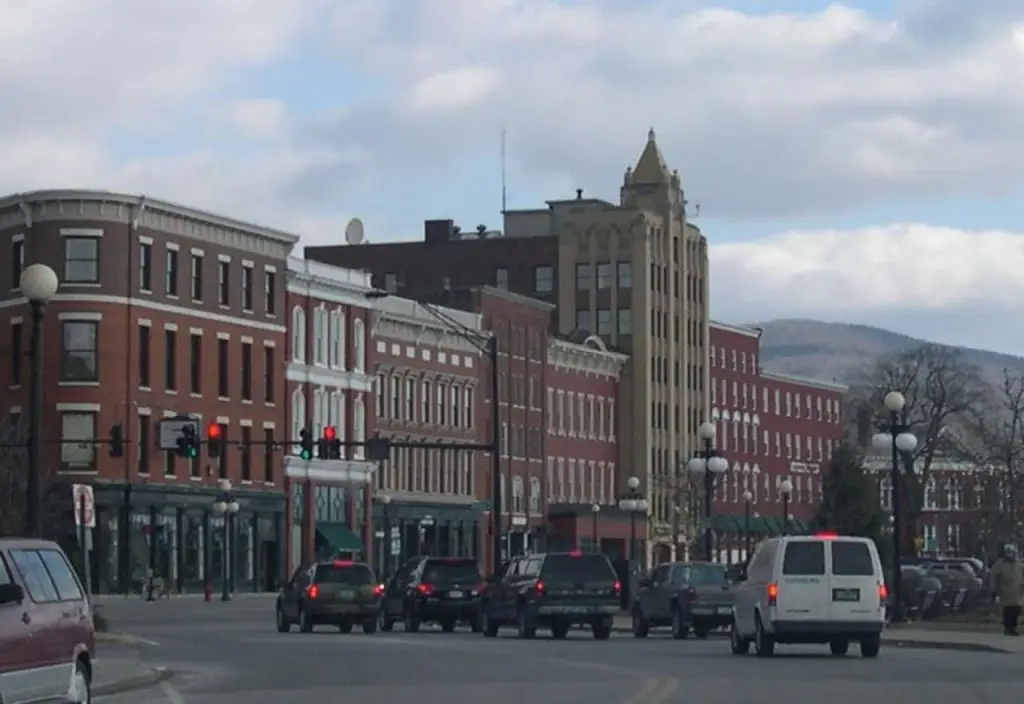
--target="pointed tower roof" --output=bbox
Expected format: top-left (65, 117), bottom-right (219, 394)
top-left (631, 127), bottom-right (671, 185)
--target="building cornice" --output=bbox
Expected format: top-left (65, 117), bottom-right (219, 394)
top-left (286, 258), bottom-right (375, 309)
top-left (710, 320), bottom-right (761, 339)
top-left (547, 336), bottom-right (628, 379)
top-left (761, 371), bottom-right (848, 393)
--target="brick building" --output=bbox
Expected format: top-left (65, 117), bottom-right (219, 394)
top-left (369, 293), bottom-right (488, 575)
top-left (707, 321), bottom-right (846, 562)
top-left (283, 258), bottom-right (375, 574)
top-left (0, 190), bottom-right (295, 594)
top-left (543, 334), bottom-right (630, 555)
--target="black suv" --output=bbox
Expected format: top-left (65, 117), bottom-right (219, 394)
top-left (479, 552), bottom-right (621, 639)
top-left (276, 560), bottom-right (383, 634)
top-left (379, 557), bottom-right (485, 633)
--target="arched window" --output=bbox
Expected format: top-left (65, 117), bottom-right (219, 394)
top-left (313, 308), bottom-right (326, 365)
top-left (329, 311), bottom-right (341, 367)
top-left (353, 318), bottom-right (366, 372)
top-left (290, 388), bottom-right (305, 453)
top-left (529, 477), bottom-right (541, 512)
top-left (291, 307), bottom-right (306, 362)
top-left (353, 398), bottom-right (366, 459)
top-left (312, 389), bottom-right (324, 436)
top-left (462, 386), bottom-right (474, 428)
top-left (512, 476), bottom-right (524, 513)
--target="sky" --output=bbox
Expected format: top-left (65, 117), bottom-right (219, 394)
top-left (3, 0), bottom-right (1024, 354)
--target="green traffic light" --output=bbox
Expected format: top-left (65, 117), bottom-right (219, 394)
top-left (300, 449), bottom-right (312, 460)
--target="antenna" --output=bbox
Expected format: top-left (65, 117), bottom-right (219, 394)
top-left (500, 125), bottom-right (507, 214)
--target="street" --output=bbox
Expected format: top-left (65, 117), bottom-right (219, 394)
top-left (95, 599), bottom-right (1024, 703)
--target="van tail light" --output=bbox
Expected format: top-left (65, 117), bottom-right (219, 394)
top-left (767, 583), bottom-right (778, 606)
top-left (372, 584), bottom-right (384, 597)
top-left (416, 583), bottom-right (434, 596)
top-left (612, 580), bottom-right (622, 596)
top-left (305, 584), bottom-right (319, 600)
top-left (878, 583), bottom-right (888, 604)
top-left (534, 580), bottom-right (545, 596)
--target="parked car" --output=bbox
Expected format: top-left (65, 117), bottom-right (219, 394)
top-left (631, 562), bottom-right (734, 639)
top-left (379, 557), bottom-right (485, 633)
top-left (0, 537), bottom-right (94, 703)
top-left (276, 559), bottom-right (383, 634)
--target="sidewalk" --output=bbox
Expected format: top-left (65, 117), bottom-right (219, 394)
top-left (92, 656), bottom-right (172, 697)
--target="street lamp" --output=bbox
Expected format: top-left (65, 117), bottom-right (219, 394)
top-left (212, 479), bottom-right (240, 602)
top-left (871, 390), bottom-right (917, 622)
top-left (19, 263), bottom-right (59, 538)
top-left (779, 479), bottom-right (793, 534)
top-left (591, 504), bottom-right (601, 552)
top-left (742, 490), bottom-right (753, 563)
top-left (687, 422), bottom-right (729, 562)
top-left (617, 477), bottom-right (649, 568)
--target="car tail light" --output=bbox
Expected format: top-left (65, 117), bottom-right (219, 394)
top-left (534, 580), bottom-right (545, 596)
top-left (612, 580), bottom-right (622, 596)
top-left (767, 583), bottom-right (778, 607)
top-left (416, 583), bottom-right (434, 596)
top-left (372, 584), bottom-right (384, 597)
top-left (332, 560), bottom-right (353, 567)
top-left (878, 583), bottom-right (888, 603)
top-left (306, 584), bottom-right (319, 600)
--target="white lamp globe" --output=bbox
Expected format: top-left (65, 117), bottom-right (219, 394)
top-left (217, 478), bottom-right (232, 492)
top-left (884, 391), bottom-right (906, 413)
top-left (592, 504), bottom-right (601, 513)
top-left (707, 456), bottom-right (729, 474)
top-left (697, 422), bottom-right (717, 441)
top-left (687, 457), bottom-right (706, 476)
top-left (742, 490), bottom-right (752, 502)
top-left (20, 264), bottom-right (59, 302)
top-left (636, 498), bottom-right (650, 513)
top-left (213, 501), bottom-right (226, 516)
top-left (895, 432), bottom-right (918, 453)
top-left (627, 476), bottom-right (640, 490)
top-left (228, 500), bottom-right (241, 514)
top-left (871, 433), bottom-right (891, 451)
top-left (779, 479), bottom-right (793, 497)
top-left (618, 497), bottom-right (636, 512)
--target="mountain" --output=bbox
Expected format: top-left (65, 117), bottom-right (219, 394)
top-left (753, 319), bottom-right (1024, 385)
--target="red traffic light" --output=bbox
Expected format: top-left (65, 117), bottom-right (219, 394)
top-left (207, 423), bottom-right (222, 439)
top-left (323, 426), bottom-right (336, 440)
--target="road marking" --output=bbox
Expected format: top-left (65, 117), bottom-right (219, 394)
top-left (158, 680), bottom-right (186, 704)
top-left (621, 677), bottom-right (662, 704)
top-left (647, 677), bottom-right (680, 703)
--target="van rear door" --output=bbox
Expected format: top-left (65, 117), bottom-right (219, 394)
top-left (777, 540), bottom-right (828, 622)
top-left (828, 539), bottom-right (883, 622)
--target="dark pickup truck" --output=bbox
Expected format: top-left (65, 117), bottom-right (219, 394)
top-left (631, 562), bottom-right (734, 639)
top-left (276, 560), bottom-right (383, 634)
top-left (480, 552), bottom-right (621, 640)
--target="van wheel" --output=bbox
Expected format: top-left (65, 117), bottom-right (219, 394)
top-left (592, 620), bottom-right (612, 640)
top-left (338, 621), bottom-right (353, 634)
top-left (860, 634), bottom-right (881, 658)
top-left (276, 606), bottom-right (291, 633)
top-left (362, 616), bottom-right (378, 635)
top-left (730, 621), bottom-right (750, 655)
top-left (69, 658), bottom-right (91, 703)
top-left (671, 607), bottom-right (689, 640)
top-left (829, 639), bottom-right (849, 656)
top-left (754, 615), bottom-right (775, 657)
top-left (631, 605), bottom-right (649, 638)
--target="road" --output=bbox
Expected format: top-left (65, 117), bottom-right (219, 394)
top-left (95, 599), bottom-right (1024, 703)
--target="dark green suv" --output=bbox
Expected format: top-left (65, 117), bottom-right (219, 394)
top-left (276, 560), bottom-right (383, 634)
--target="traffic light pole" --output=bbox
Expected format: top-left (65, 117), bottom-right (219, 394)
top-left (487, 336), bottom-right (502, 579)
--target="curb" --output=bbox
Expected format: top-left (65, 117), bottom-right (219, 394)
top-left (93, 666), bottom-right (174, 697)
top-left (96, 632), bottom-right (155, 646)
top-left (886, 639), bottom-right (1014, 654)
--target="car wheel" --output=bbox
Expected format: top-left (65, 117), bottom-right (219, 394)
top-left (482, 610), bottom-right (500, 638)
top-left (276, 606), bottom-right (291, 633)
top-left (631, 605), bottom-right (649, 638)
top-left (338, 621), bottom-right (353, 634)
top-left (516, 604), bottom-right (536, 639)
top-left (694, 624), bottom-right (710, 640)
top-left (404, 610), bottom-right (421, 633)
top-left (754, 615), bottom-right (775, 657)
top-left (551, 621), bottom-right (570, 639)
top-left (829, 639), bottom-right (849, 656)
top-left (363, 616), bottom-right (378, 635)
top-left (671, 608), bottom-right (689, 640)
top-left (379, 611), bottom-right (394, 632)
top-left (730, 621), bottom-right (750, 655)
top-left (299, 609), bottom-right (314, 633)
top-left (592, 621), bottom-right (612, 640)
top-left (69, 657), bottom-right (91, 704)
top-left (860, 634), bottom-right (881, 658)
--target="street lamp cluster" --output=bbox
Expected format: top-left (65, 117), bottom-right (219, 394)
top-left (687, 422), bottom-right (728, 561)
top-left (212, 479), bottom-right (241, 601)
top-left (617, 476), bottom-right (649, 566)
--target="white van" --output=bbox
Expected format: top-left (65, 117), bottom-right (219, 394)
top-left (730, 534), bottom-right (886, 658)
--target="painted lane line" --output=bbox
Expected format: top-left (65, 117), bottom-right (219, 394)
top-left (158, 680), bottom-right (186, 704)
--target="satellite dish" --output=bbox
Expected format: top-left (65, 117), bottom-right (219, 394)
top-left (344, 218), bottom-right (365, 245)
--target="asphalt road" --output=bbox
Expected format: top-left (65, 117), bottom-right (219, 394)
top-left (95, 599), bottom-right (1024, 703)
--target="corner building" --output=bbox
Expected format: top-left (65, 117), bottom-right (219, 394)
top-left (708, 322), bottom-right (846, 562)
top-left (0, 190), bottom-right (294, 594)
top-left (306, 129), bottom-right (711, 566)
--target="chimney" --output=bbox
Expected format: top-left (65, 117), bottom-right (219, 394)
top-left (424, 219), bottom-right (456, 244)
top-left (576, 188), bottom-right (583, 200)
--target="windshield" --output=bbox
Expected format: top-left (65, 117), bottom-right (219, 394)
top-left (675, 564), bottom-right (727, 585)
top-left (313, 563), bottom-right (374, 585)
top-left (541, 554), bottom-right (616, 583)
top-left (422, 560), bottom-right (481, 583)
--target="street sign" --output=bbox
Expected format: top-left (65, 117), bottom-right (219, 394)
top-left (389, 526), bottom-right (400, 537)
top-left (390, 538), bottom-right (401, 556)
top-left (72, 484), bottom-right (95, 528)
top-left (374, 530), bottom-right (385, 539)
top-left (157, 416), bottom-right (199, 451)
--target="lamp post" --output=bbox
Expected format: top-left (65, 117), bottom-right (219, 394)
top-left (380, 495), bottom-right (392, 580)
top-left (742, 490), bottom-right (752, 563)
top-left (872, 391), bottom-right (918, 623)
top-left (617, 477), bottom-right (649, 568)
top-left (212, 479), bottom-right (240, 602)
top-left (591, 504), bottom-right (600, 552)
top-left (687, 422), bottom-right (729, 562)
top-left (19, 264), bottom-right (59, 538)
top-left (779, 479), bottom-right (793, 534)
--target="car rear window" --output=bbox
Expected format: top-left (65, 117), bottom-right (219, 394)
top-left (422, 560), bottom-right (481, 583)
top-left (677, 564), bottom-right (728, 585)
top-left (782, 542), bottom-right (826, 575)
top-left (541, 554), bottom-right (616, 583)
top-left (830, 541), bottom-right (874, 576)
top-left (313, 563), bottom-right (374, 585)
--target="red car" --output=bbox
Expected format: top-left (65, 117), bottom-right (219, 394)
top-left (0, 538), bottom-right (94, 703)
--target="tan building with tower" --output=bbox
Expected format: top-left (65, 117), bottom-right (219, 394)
top-left (306, 130), bottom-right (711, 565)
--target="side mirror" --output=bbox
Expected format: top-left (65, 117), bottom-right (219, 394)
top-left (0, 583), bottom-right (24, 606)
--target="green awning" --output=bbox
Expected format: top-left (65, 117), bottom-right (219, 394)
top-left (762, 516), bottom-right (782, 535)
top-left (706, 515), bottom-right (738, 532)
top-left (316, 522), bottom-right (363, 553)
top-left (787, 518), bottom-right (809, 534)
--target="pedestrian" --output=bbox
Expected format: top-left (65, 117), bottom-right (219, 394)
top-left (989, 544), bottom-right (1023, 636)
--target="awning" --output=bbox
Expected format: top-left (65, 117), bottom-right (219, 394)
top-left (316, 522), bottom-right (363, 553)
top-left (706, 515), bottom-right (740, 533)
top-left (762, 516), bottom-right (783, 535)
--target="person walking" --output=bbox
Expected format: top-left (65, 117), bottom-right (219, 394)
top-left (990, 544), bottom-right (1024, 636)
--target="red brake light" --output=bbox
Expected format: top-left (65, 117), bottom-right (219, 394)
top-left (332, 560), bottom-right (353, 567)
top-left (767, 582), bottom-right (778, 606)
top-left (324, 426), bottom-right (336, 440)
top-left (878, 583), bottom-right (888, 601)
top-left (372, 584), bottom-right (384, 597)
top-left (612, 580), bottom-right (621, 595)
top-left (815, 532), bottom-right (838, 539)
top-left (568, 550), bottom-right (582, 557)
top-left (416, 583), bottom-right (433, 596)
top-left (534, 580), bottom-right (545, 595)
top-left (306, 584), bottom-right (319, 599)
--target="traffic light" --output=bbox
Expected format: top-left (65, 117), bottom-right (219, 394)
top-left (299, 428), bottom-right (313, 461)
top-left (206, 423), bottom-right (223, 459)
top-left (316, 427), bottom-right (330, 460)
top-left (176, 425), bottom-right (199, 458)
top-left (325, 426), bottom-right (342, 460)
top-left (108, 423), bottom-right (125, 458)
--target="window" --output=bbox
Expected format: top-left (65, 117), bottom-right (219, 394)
top-left (617, 308), bottom-right (632, 335)
top-left (11, 237), bottom-right (25, 289)
top-left (781, 542), bottom-right (826, 575)
top-left (63, 236), bottom-right (99, 283)
top-left (390, 375), bottom-right (401, 418)
top-left (450, 385), bottom-right (460, 427)
top-left (60, 321), bottom-right (98, 382)
top-left (353, 399), bottom-right (366, 458)
top-left (138, 324), bottom-right (150, 388)
top-left (436, 383), bottom-right (447, 425)
top-left (137, 414), bottom-right (151, 475)
top-left (138, 241), bottom-right (152, 292)
top-left (290, 389), bottom-right (305, 453)
top-left (60, 412), bottom-right (96, 469)
top-left (9, 550), bottom-right (60, 603)
top-left (313, 309), bottom-right (326, 365)
top-left (165, 248), bottom-right (179, 296)
top-left (375, 374), bottom-right (386, 417)
top-left (291, 307), bottom-right (306, 361)
top-left (164, 329), bottom-right (177, 391)
top-left (38, 549), bottom-right (84, 601)
top-left (240, 426), bottom-right (252, 481)
top-left (241, 342), bottom-right (252, 401)
top-left (10, 321), bottom-right (22, 386)
top-left (534, 266), bottom-right (553, 293)
top-left (263, 428), bottom-right (275, 482)
top-left (218, 260), bottom-right (230, 306)
top-left (264, 346), bottom-right (275, 404)
top-left (617, 261), bottom-right (632, 288)
top-left (831, 541), bottom-right (875, 576)
top-left (329, 311), bottom-right (344, 367)
top-left (596, 262), bottom-right (612, 288)
top-left (242, 264), bottom-right (254, 311)
top-left (218, 338), bottom-right (229, 397)
top-left (190, 253), bottom-right (203, 300)
top-left (405, 377), bottom-right (415, 420)
top-left (462, 386), bottom-right (473, 428)
top-left (597, 309), bottom-right (612, 336)
top-left (216, 424), bottom-right (228, 477)
top-left (421, 380), bottom-right (431, 423)
top-left (265, 270), bottom-right (277, 315)
top-left (384, 273), bottom-right (398, 293)
top-left (353, 319), bottom-right (365, 372)
top-left (189, 333), bottom-right (202, 395)
top-left (575, 263), bottom-right (592, 290)
top-left (575, 309), bottom-right (591, 333)
top-left (495, 267), bottom-right (509, 289)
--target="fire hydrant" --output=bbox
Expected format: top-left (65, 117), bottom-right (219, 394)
top-left (203, 581), bottom-right (213, 602)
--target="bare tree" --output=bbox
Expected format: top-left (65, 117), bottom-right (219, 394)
top-left (0, 413), bottom-right (68, 539)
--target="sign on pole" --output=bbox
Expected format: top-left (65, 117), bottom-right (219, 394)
top-left (157, 415), bottom-right (200, 451)
top-left (390, 538), bottom-right (401, 556)
top-left (72, 484), bottom-right (95, 528)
